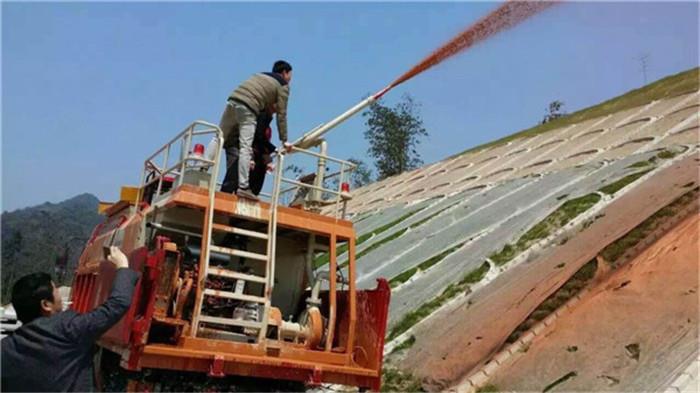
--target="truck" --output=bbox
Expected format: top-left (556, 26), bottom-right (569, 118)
top-left (71, 117), bottom-right (391, 391)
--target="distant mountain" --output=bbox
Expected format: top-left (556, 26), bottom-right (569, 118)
top-left (1, 194), bottom-right (104, 303)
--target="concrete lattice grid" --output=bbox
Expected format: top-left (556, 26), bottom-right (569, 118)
top-left (337, 91), bottom-right (698, 217)
top-left (314, 89), bottom-right (700, 393)
top-left (323, 90), bottom-right (697, 317)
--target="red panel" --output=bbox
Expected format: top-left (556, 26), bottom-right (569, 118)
top-left (353, 279), bottom-right (391, 391)
top-left (99, 247), bottom-right (149, 346)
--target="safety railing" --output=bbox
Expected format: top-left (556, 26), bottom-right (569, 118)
top-left (271, 146), bottom-right (357, 220)
top-left (136, 120), bottom-right (224, 205)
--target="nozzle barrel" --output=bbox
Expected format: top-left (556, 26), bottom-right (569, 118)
top-left (291, 85), bottom-right (392, 150)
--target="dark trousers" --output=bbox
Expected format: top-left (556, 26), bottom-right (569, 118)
top-left (221, 146), bottom-right (268, 195)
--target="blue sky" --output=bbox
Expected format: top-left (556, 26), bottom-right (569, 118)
top-left (2, 1), bottom-right (698, 211)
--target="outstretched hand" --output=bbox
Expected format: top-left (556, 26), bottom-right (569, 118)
top-left (107, 246), bottom-right (129, 270)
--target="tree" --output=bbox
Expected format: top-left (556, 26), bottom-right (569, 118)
top-left (347, 158), bottom-right (373, 189)
top-left (541, 100), bottom-right (566, 124)
top-left (363, 94), bottom-right (428, 180)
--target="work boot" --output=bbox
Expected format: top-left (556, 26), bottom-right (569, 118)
top-left (237, 188), bottom-right (259, 201)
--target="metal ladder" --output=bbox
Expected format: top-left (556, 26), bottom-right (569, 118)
top-left (190, 152), bottom-right (284, 343)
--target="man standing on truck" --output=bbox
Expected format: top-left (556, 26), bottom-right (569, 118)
top-left (1, 247), bottom-right (139, 392)
top-left (220, 106), bottom-right (276, 195)
top-left (219, 60), bottom-right (293, 200)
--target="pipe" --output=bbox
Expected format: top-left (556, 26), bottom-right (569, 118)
top-left (311, 140), bottom-right (328, 202)
top-left (291, 84), bottom-right (392, 149)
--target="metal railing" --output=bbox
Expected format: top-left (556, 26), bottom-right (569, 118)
top-left (136, 120), bottom-right (224, 205)
top-left (274, 146), bottom-right (357, 219)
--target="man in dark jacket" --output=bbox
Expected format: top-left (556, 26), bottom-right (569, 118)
top-left (1, 246), bottom-right (139, 392)
top-left (221, 108), bottom-right (276, 195)
top-left (219, 60), bottom-right (293, 200)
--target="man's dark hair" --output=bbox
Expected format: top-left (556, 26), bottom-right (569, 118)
top-left (272, 60), bottom-right (292, 74)
top-left (11, 273), bottom-right (54, 324)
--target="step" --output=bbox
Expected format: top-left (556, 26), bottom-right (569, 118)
top-left (209, 245), bottom-right (268, 262)
top-left (203, 288), bottom-right (266, 303)
top-left (208, 267), bottom-right (267, 284)
top-left (212, 223), bottom-right (269, 240)
top-left (199, 315), bottom-right (264, 330)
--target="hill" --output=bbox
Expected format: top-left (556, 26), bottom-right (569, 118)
top-left (1, 194), bottom-right (103, 303)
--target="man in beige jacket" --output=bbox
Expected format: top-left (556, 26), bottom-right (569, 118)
top-left (219, 60), bottom-right (293, 200)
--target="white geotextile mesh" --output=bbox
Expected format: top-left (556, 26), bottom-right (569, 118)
top-left (341, 150), bottom-right (661, 325)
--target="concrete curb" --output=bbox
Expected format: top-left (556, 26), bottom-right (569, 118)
top-left (665, 354), bottom-right (699, 393)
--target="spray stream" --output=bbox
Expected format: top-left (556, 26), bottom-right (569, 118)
top-left (295, 0), bottom-right (558, 147)
top-left (386, 1), bottom-right (558, 91)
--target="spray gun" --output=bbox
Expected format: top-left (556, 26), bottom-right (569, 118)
top-left (291, 86), bottom-right (391, 150)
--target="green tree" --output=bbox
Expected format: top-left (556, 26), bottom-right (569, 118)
top-left (363, 94), bottom-right (428, 180)
top-left (541, 100), bottom-right (566, 124)
top-left (347, 158), bottom-right (373, 188)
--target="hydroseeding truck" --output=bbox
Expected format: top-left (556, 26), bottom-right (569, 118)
top-left (72, 90), bottom-right (392, 391)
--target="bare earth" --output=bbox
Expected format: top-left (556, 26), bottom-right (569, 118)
top-left (399, 153), bottom-right (700, 390)
top-left (489, 212), bottom-right (699, 391)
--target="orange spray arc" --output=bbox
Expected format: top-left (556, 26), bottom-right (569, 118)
top-left (293, 0), bottom-right (558, 148)
top-left (384, 0), bottom-right (559, 92)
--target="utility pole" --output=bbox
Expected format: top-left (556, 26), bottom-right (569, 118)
top-left (638, 54), bottom-right (650, 85)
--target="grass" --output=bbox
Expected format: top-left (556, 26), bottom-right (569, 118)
top-left (490, 193), bottom-right (602, 265)
top-left (598, 169), bottom-right (654, 195)
top-left (408, 200), bottom-right (463, 230)
top-left (388, 242), bottom-right (467, 288)
top-left (313, 206), bottom-right (427, 268)
top-left (628, 147), bottom-right (679, 169)
top-left (313, 242), bottom-right (349, 269)
top-left (610, 148), bottom-right (682, 193)
top-left (381, 368), bottom-right (424, 392)
top-left (356, 207), bottom-right (425, 245)
top-left (389, 335), bottom-right (416, 355)
top-left (477, 384), bottom-right (501, 393)
top-left (600, 187), bottom-right (698, 266)
top-left (656, 149), bottom-right (678, 160)
top-left (340, 202), bottom-right (463, 267)
top-left (626, 160), bottom-right (653, 169)
top-left (450, 67), bottom-right (699, 158)
top-left (506, 259), bottom-right (598, 344)
top-left (355, 227), bottom-right (408, 261)
top-left (387, 262), bottom-right (490, 341)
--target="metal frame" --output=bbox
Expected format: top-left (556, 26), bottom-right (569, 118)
top-left (275, 146), bottom-right (357, 219)
top-left (135, 121), bottom-right (224, 337)
top-left (136, 122), bottom-right (358, 347)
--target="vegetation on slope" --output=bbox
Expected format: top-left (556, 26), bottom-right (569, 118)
top-left (489, 193), bottom-right (602, 265)
top-left (599, 149), bottom-right (679, 195)
top-left (313, 206), bottom-right (427, 268)
top-left (381, 367), bottom-right (425, 392)
top-left (388, 241), bottom-right (467, 288)
top-left (600, 187), bottom-right (698, 267)
top-left (387, 261), bottom-right (490, 341)
top-left (453, 67), bottom-right (699, 157)
top-left (505, 259), bottom-right (598, 344)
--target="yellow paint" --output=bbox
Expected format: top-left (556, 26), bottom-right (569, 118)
top-left (120, 186), bottom-right (139, 203)
top-left (98, 201), bottom-right (114, 214)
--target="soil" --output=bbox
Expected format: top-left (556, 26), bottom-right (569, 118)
top-left (396, 153), bottom-right (699, 391)
top-left (489, 212), bottom-right (698, 391)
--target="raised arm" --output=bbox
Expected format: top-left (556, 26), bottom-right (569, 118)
top-left (275, 84), bottom-right (290, 143)
top-left (66, 247), bottom-right (139, 343)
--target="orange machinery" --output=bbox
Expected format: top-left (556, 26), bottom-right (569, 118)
top-left (71, 121), bottom-right (390, 390)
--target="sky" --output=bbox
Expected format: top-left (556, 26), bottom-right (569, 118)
top-left (2, 1), bottom-right (698, 212)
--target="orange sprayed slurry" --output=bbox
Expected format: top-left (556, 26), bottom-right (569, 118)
top-left (384, 1), bottom-right (558, 92)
